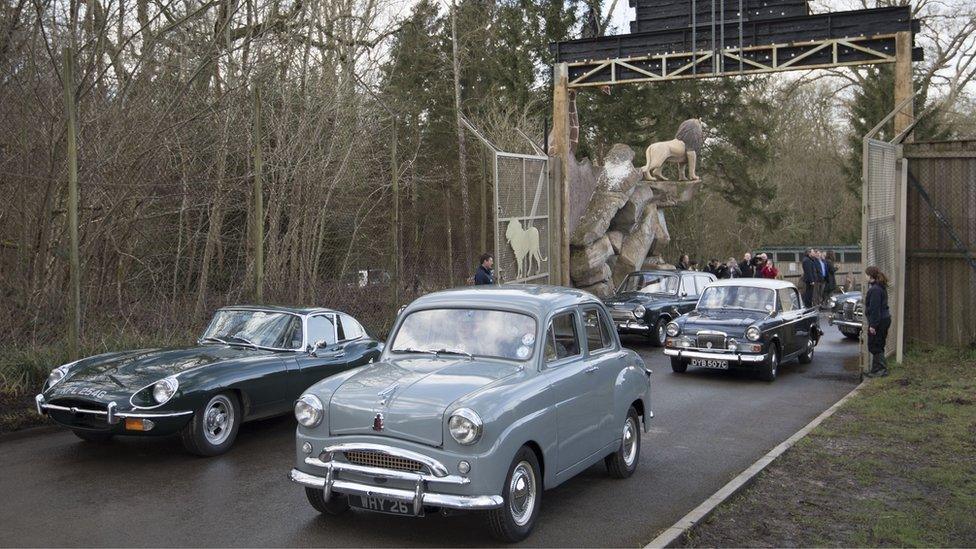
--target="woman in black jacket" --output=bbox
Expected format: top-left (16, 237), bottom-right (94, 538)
top-left (864, 265), bottom-right (891, 377)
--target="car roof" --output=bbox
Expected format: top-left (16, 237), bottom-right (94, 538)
top-left (217, 304), bottom-right (339, 316)
top-left (406, 285), bottom-right (602, 318)
top-left (705, 278), bottom-right (796, 290)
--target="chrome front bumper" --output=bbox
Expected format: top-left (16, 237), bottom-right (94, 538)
top-left (288, 444), bottom-right (504, 516)
top-left (829, 318), bottom-right (862, 329)
top-left (616, 320), bottom-right (649, 331)
top-left (290, 459), bottom-right (503, 512)
top-left (35, 394), bottom-right (193, 424)
top-left (663, 348), bottom-right (767, 363)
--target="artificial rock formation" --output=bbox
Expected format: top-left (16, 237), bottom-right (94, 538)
top-left (568, 143), bottom-right (698, 297)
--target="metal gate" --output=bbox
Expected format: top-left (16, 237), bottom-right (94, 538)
top-left (862, 136), bottom-right (905, 366)
top-left (494, 153), bottom-right (551, 284)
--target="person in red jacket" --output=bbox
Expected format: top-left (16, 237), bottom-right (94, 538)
top-left (757, 253), bottom-right (779, 279)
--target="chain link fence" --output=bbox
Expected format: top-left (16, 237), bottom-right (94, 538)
top-left (861, 137), bottom-right (902, 366)
top-left (494, 153), bottom-right (551, 284)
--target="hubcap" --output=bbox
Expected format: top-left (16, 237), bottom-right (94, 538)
top-left (657, 324), bottom-right (666, 344)
top-left (203, 395), bottom-right (234, 445)
top-left (508, 461), bottom-right (537, 527)
top-left (771, 350), bottom-right (778, 374)
top-left (622, 417), bottom-right (638, 467)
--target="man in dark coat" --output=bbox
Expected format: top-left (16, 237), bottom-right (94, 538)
top-left (474, 253), bottom-right (495, 285)
top-left (801, 249), bottom-right (818, 307)
top-left (739, 252), bottom-right (755, 278)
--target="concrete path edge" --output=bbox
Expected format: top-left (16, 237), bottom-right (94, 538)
top-left (643, 380), bottom-right (865, 549)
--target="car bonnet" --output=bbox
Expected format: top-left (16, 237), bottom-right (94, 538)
top-left (328, 356), bottom-right (523, 446)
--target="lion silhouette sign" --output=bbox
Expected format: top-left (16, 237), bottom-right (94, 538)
top-left (506, 219), bottom-right (547, 280)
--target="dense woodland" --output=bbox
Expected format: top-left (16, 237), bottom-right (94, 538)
top-left (0, 0), bottom-right (974, 381)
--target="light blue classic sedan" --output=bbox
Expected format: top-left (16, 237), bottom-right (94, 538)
top-left (288, 285), bottom-right (653, 542)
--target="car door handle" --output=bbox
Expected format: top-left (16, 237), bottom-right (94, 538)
top-left (585, 365), bottom-right (600, 374)
top-left (329, 351), bottom-right (346, 359)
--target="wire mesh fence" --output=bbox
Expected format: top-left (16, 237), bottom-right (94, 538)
top-left (494, 153), bottom-right (551, 284)
top-left (862, 138), bottom-right (901, 363)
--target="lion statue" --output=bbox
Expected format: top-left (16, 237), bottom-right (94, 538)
top-left (640, 118), bottom-right (704, 182)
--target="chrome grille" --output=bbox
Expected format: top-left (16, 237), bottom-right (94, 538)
top-left (344, 450), bottom-right (426, 473)
top-left (843, 301), bottom-right (855, 320)
top-left (611, 309), bottom-right (634, 322)
top-left (696, 332), bottom-right (726, 349)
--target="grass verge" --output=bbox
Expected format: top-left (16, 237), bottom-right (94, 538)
top-left (679, 345), bottom-right (976, 548)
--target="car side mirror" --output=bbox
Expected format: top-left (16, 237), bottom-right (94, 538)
top-left (308, 339), bottom-right (328, 356)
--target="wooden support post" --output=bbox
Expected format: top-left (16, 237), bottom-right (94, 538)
top-left (551, 63), bottom-right (571, 286)
top-left (63, 46), bottom-right (80, 360)
top-left (893, 31), bottom-right (913, 141)
top-left (251, 84), bottom-right (265, 303)
top-left (895, 152), bottom-right (908, 363)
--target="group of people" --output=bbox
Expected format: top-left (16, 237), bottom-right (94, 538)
top-left (675, 252), bottom-right (781, 280)
top-left (800, 248), bottom-right (839, 308)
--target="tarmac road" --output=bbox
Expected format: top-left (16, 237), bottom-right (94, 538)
top-left (0, 327), bottom-right (860, 547)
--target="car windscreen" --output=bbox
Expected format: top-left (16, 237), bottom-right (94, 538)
top-left (618, 273), bottom-right (678, 294)
top-left (202, 310), bottom-right (302, 350)
top-left (698, 286), bottom-right (776, 312)
top-left (390, 309), bottom-right (538, 361)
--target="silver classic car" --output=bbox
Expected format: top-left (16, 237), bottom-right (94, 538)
top-left (288, 286), bottom-right (653, 542)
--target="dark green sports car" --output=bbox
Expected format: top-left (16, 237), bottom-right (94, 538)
top-left (36, 306), bottom-right (382, 456)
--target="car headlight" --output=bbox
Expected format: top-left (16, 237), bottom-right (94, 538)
top-left (827, 297), bottom-right (837, 308)
top-left (295, 394), bottom-right (323, 428)
top-left (152, 377), bottom-right (179, 404)
top-left (633, 305), bottom-right (646, 319)
top-left (448, 408), bottom-right (482, 445)
top-left (745, 326), bottom-right (762, 341)
top-left (46, 364), bottom-right (73, 389)
top-left (666, 322), bottom-right (680, 337)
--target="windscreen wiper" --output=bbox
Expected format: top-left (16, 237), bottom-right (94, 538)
top-left (225, 335), bottom-right (258, 349)
top-left (393, 347), bottom-right (437, 355)
top-left (201, 336), bottom-right (229, 345)
top-left (433, 348), bottom-right (473, 360)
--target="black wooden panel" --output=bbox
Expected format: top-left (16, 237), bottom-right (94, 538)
top-left (627, 0), bottom-right (809, 33)
top-left (552, 6), bottom-right (914, 63)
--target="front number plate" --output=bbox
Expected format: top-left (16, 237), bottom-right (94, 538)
top-left (691, 358), bottom-right (729, 369)
top-left (351, 495), bottom-right (417, 516)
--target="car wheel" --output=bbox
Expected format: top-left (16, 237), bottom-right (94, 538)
top-left (180, 392), bottom-right (241, 456)
top-left (759, 344), bottom-right (779, 382)
top-left (798, 334), bottom-right (815, 364)
top-left (305, 487), bottom-right (350, 515)
top-left (843, 329), bottom-right (861, 340)
top-left (73, 430), bottom-right (113, 443)
top-left (670, 357), bottom-right (687, 373)
top-left (486, 446), bottom-right (542, 543)
top-left (651, 318), bottom-right (668, 347)
top-left (605, 407), bottom-right (641, 478)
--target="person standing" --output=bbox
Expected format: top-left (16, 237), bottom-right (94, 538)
top-left (473, 253), bottom-right (495, 285)
top-left (824, 250), bottom-right (838, 298)
top-left (725, 257), bottom-right (741, 278)
top-left (864, 266), bottom-right (891, 377)
top-left (676, 254), bottom-right (691, 270)
top-left (759, 255), bottom-right (779, 279)
top-left (739, 252), bottom-right (755, 278)
top-left (801, 249), bottom-right (817, 307)
top-left (814, 250), bottom-right (829, 306)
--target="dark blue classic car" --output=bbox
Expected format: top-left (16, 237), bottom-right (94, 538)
top-left (36, 306), bottom-right (382, 455)
top-left (663, 279), bottom-right (822, 381)
top-left (826, 290), bottom-right (863, 339)
top-left (603, 270), bottom-right (717, 346)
